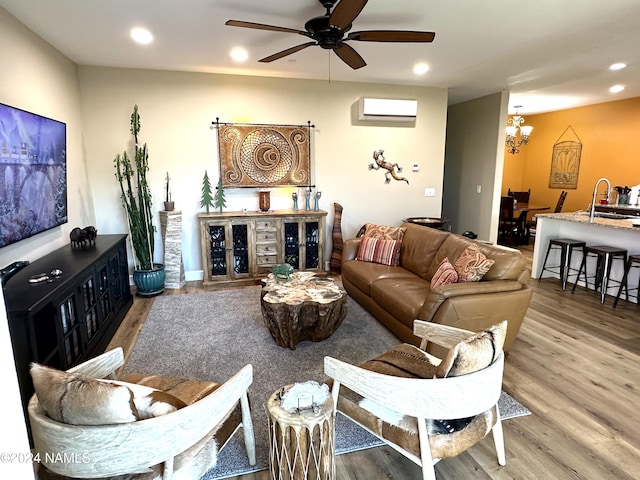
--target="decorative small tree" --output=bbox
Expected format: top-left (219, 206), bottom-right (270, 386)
top-left (201, 170), bottom-right (215, 213)
top-left (114, 105), bottom-right (156, 271)
top-left (213, 177), bottom-right (226, 213)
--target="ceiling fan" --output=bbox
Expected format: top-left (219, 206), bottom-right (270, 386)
top-left (225, 0), bottom-right (435, 70)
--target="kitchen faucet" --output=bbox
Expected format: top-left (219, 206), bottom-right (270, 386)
top-left (589, 177), bottom-right (611, 222)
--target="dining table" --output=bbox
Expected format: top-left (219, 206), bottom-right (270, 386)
top-left (514, 202), bottom-right (550, 244)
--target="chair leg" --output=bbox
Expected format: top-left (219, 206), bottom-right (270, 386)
top-left (613, 258), bottom-right (632, 308)
top-left (417, 416), bottom-right (437, 480)
top-left (240, 392), bottom-right (256, 465)
top-left (162, 457), bottom-right (174, 480)
top-left (492, 414), bottom-right (507, 466)
top-left (538, 244), bottom-right (553, 281)
top-left (572, 255), bottom-right (587, 294)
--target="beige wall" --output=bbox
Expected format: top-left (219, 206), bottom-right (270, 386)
top-left (442, 92), bottom-right (509, 242)
top-left (0, 8), bottom-right (75, 479)
top-left (0, 7), bottom-right (93, 268)
top-left (78, 67), bottom-right (448, 277)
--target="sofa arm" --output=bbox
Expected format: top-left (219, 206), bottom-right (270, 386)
top-left (419, 280), bottom-right (524, 321)
top-left (342, 238), bottom-right (362, 264)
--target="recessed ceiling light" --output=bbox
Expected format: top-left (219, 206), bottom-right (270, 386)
top-left (609, 84), bottom-right (625, 93)
top-left (609, 62), bottom-right (627, 71)
top-left (130, 27), bottom-right (153, 45)
top-left (230, 47), bottom-right (249, 62)
top-left (413, 63), bottom-right (429, 75)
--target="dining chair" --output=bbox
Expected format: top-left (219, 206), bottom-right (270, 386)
top-left (507, 189), bottom-right (531, 204)
top-left (499, 196), bottom-right (520, 245)
top-left (529, 191), bottom-right (567, 238)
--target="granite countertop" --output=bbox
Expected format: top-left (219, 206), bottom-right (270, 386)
top-left (537, 211), bottom-right (640, 231)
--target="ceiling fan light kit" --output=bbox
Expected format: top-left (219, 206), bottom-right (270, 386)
top-left (225, 0), bottom-right (435, 70)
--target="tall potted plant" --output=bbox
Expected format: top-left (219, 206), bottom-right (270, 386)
top-left (114, 105), bottom-right (165, 296)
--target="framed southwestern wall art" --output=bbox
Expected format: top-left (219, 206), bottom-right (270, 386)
top-left (549, 126), bottom-right (582, 189)
top-left (215, 121), bottom-right (312, 188)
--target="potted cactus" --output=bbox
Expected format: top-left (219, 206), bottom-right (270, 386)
top-left (114, 105), bottom-right (165, 296)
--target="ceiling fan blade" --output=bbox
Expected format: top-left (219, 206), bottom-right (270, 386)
top-left (225, 20), bottom-right (306, 35)
top-left (329, 0), bottom-right (369, 30)
top-left (348, 30), bottom-right (436, 42)
top-left (334, 43), bottom-right (366, 70)
top-left (259, 42), bottom-right (316, 63)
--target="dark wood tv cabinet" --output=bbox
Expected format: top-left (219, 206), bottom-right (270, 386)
top-left (3, 234), bottom-right (133, 430)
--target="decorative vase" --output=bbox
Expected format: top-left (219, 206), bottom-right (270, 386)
top-left (305, 190), bottom-right (311, 210)
top-left (133, 263), bottom-right (165, 297)
top-left (292, 192), bottom-right (298, 211)
top-left (329, 203), bottom-right (343, 274)
top-left (164, 201), bottom-right (175, 211)
top-left (314, 191), bottom-right (321, 211)
top-left (259, 191), bottom-right (271, 211)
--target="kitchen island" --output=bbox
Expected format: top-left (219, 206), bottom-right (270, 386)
top-left (533, 212), bottom-right (640, 300)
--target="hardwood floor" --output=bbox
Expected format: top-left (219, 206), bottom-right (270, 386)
top-left (107, 247), bottom-right (640, 479)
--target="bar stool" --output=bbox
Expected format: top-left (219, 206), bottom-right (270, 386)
top-left (613, 254), bottom-right (640, 308)
top-left (538, 238), bottom-right (586, 290)
top-left (571, 245), bottom-right (627, 304)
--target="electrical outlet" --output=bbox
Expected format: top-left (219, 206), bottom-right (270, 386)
top-left (424, 187), bottom-right (436, 197)
top-left (476, 184), bottom-right (482, 194)
top-left (412, 164), bottom-right (419, 172)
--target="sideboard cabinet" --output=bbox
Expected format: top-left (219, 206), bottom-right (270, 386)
top-left (198, 210), bottom-right (327, 285)
top-left (3, 234), bottom-right (133, 431)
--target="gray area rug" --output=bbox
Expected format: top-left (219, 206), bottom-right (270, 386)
top-left (123, 286), bottom-right (530, 479)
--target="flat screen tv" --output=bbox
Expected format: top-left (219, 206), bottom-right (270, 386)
top-left (0, 103), bottom-right (67, 248)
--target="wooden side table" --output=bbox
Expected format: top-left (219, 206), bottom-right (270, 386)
top-left (267, 385), bottom-right (335, 480)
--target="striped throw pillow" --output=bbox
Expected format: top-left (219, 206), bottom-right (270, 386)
top-left (356, 236), bottom-right (401, 266)
top-left (431, 257), bottom-right (458, 288)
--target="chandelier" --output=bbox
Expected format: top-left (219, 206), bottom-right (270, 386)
top-left (505, 106), bottom-right (533, 154)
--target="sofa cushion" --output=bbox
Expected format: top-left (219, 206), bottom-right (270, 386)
top-left (475, 243), bottom-right (526, 281)
top-left (342, 260), bottom-right (417, 296)
top-left (357, 236), bottom-right (402, 266)
top-left (454, 245), bottom-right (495, 282)
top-left (399, 223), bottom-right (449, 278)
top-left (371, 277), bottom-right (430, 330)
top-left (431, 257), bottom-right (458, 288)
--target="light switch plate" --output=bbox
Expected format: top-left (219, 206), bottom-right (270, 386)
top-left (424, 187), bottom-right (436, 197)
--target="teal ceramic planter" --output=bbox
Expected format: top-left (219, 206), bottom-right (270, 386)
top-left (133, 263), bottom-right (165, 297)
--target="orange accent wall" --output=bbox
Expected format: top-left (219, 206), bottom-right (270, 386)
top-left (502, 96), bottom-right (640, 213)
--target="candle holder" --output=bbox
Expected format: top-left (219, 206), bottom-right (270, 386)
top-left (314, 191), bottom-right (321, 211)
top-left (305, 188), bottom-right (311, 210)
top-left (292, 192), bottom-right (298, 211)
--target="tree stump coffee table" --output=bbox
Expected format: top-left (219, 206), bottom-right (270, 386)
top-left (261, 272), bottom-right (347, 350)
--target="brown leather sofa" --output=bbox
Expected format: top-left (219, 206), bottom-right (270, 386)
top-left (341, 223), bottom-right (532, 355)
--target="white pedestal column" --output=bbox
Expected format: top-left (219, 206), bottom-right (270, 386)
top-left (160, 210), bottom-right (186, 289)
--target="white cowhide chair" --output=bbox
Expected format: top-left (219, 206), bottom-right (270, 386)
top-left (28, 347), bottom-right (255, 480)
top-left (324, 320), bottom-right (507, 480)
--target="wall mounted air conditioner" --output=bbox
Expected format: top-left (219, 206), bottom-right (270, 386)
top-left (358, 97), bottom-right (418, 122)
